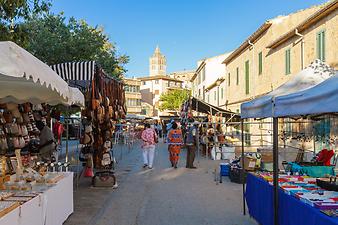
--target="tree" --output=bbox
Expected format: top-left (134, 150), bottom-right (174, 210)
top-left (0, 0), bottom-right (51, 46)
top-left (159, 89), bottom-right (190, 113)
top-left (24, 13), bottom-right (129, 78)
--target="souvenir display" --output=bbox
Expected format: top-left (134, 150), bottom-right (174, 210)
top-left (0, 201), bottom-right (20, 218)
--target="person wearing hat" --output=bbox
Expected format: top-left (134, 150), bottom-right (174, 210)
top-left (36, 120), bottom-right (56, 161)
top-left (185, 119), bottom-right (198, 169)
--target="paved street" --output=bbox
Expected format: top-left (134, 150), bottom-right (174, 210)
top-left (65, 140), bottom-right (257, 225)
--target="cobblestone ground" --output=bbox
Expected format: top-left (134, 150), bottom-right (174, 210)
top-left (64, 140), bottom-right (257, 225)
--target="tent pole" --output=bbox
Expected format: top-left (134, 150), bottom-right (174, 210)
top-left (65, 107), bottom-right (69, 163)
top-left (196, 98), bottom-right (200, 163)
top-left (273, 117), bottom-right (279, 225)
top-left (241, 119), bottom-right (246, 215)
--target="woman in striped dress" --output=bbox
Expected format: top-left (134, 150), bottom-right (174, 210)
top-left (167, 122), bottom-right (183, 169)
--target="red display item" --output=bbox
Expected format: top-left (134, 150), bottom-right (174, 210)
top-left (317, 149), bottom-right (334, 166)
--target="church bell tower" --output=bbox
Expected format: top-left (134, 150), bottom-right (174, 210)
top-left (149, 45), bottom-right (166, 76)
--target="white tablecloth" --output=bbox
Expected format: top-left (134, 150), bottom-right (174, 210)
top-left (0, 172), bottom-right (74, 225)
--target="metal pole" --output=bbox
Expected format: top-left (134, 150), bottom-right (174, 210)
top-left (196, 98), bottom-right (200, 163)
top-left (273, 117), bottom-right (279, 225)
top-left (241, 119), bottom-right (246, 215)
top-left (66, 108), bottom-right (69, 163)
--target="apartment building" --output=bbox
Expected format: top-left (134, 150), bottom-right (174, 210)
top-left (124, 78), bottom-right (142, 115)
top-left (191, 53), bottom-right (231, 105)
top-left (222, 1), bottom-right (337, 113)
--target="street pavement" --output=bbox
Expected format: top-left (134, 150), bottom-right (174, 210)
top-left (64, 139), bottom-right (257, 225)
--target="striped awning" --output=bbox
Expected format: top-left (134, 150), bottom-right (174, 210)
top-left (50, 61), bottom-right (96, 82)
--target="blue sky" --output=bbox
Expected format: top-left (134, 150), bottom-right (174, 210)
top-left (51, 0), bottom-right (327, 77)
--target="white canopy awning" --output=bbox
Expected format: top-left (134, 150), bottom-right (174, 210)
top-left (240, 60), bottom-right (335, 119)
top-left (274, 72), bottom-right (338, 117)
top-left (68, 87), bottom-right (85, 107)
top-left (0, 41), bottom-right (71, 105)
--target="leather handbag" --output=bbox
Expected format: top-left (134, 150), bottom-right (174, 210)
top-left (92, 171), bottom-right (116, 187)
top-left (6, 103), bottom-right (18, 111)
top-left (22, 113), bottom-right (30, 123)
top-left (108, 106), bottom-right (113, 117)
top-left (13, 137), bottom-right (20, 149)
top-left (21, 125), bottom-right (28, 136)
top-left (33, 104), bottom-right (43, 111)
top-left (84, 167), bottom-right (94, 177)
top-left (18, 137), bottom-right (25, 148)
top-left (23, 135), bottom-right (30, 145)
top-left (4, 112), bottom-right (13, 123)
top-left (28, 112), bottom-right (34, 122)
top-left (101, 152), bottom-right (112, 166)
top-left (0, 126), bottom-right (4, 136)
top-left (9, 123), bottom-right (19, 135)
top-left (23, 103), bottom-right (32, 113)
top-left (0, 137), bottom-right (8, 151)
top-left (33, 112), bottom-right (42, 121)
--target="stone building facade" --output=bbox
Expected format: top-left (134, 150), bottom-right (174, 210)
top-left (222, 2), bottom-right (337, 113)
top-left (124, 78), bottom-right (142, 115)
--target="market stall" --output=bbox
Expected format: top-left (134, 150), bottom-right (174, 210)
top-left (51, 61), bottom-right (126, 187)
top-left (0, 41), bottom-right (83, 223)
top-left (241, 60), bottom-right (337, 225)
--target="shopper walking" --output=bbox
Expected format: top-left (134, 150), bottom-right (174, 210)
top-left (167, 122), bottom-right (183, 169)
top-left (141, 123), bottom-right (158, 169)
top-left (186, 119), bottom-right (198, 169)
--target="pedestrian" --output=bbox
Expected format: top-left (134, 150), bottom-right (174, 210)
top-left (141, 123), bottom-right (158, 169)
top-left (157, 120), bottom-right (163, 138)
top-left (167, 122), bottom-right (183, 169)
top-left (36, 120), bottom-right (56, 162)
top-left (186, 119), bottom-right (198, 169)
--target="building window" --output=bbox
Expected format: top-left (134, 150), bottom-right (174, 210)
top-left (258, 51), bottom-right (263, 75)
top-left (202, 67), bottom-right (206, 81)
top-left (143, 81), bottom-right (146, 85)
top-left (285, 48), bottom-right (291, 75)
top-left (198, 89), bottom-right (201, 98)
top-left (202, 86), bottom-right (205, 101)
top-left (245, 60), bottom-right (250, 94)
top-left (228, 73), bottom-right (230, 86)
top-left (214, 91), bottom-right (216, 101)
top-left (317, 30), bottom-right (326, 62)
top-left (155, 80), bottom-right (159, 84)
top-left (198, 73), bottom-right (201, 84)
top-left (236, 67), bottom-right (239, 85)
top-left (221, 88), bottom-right (224, 99)
top-left (207, 94), bottom-right (210, 103)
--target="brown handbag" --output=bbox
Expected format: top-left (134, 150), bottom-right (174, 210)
top-left (23, 103), bottom-right (32, 113)
top-left (10, 123), bottom-right (19, 135)
top-left (13, 137), bottom-right (20, 149)
top-left (18, 137), bottom-right (25, 148)
top-left (0, 137), bottom-right (8, 151)
top-left (108, 106), bottom-right (113, 117)
top-left (22, 113), bottom-right (30, 123)
top-left (4, 112), bottom-right (13, 123)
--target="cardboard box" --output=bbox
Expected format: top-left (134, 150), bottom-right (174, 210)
top-left (260, 152), bottom-right (273, 162)
top-left (240, 156), bottom-right (257, 171)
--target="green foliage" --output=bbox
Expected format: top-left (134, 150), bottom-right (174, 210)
top-left (24, 13), bottom-right (129, 78)
top-left (0, 0), bottom-right (51, 46)
top-left (159, 89), bottom-right (190, 112)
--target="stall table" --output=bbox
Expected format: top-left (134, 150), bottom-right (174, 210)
top-left (0, 172), bottom-right (73, 225)
top-left (246, 173), bottom-right (338, 225)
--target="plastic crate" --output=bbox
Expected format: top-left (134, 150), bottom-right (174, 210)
top-left (220, 163), bottom-right (230, 176)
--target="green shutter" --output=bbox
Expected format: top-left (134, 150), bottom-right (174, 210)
top-left (317, 32), bottom-right (321, 60)
top-left (221, 88), bottom-right (223, 99)
top-left (236, 67), bottom-right (239, 85)
top-left (245, 60), bottom-right (249, 94)
top-left (258, 52), bottom-right (263, 75)
top-left (317, 30), bottom-right (326, 61)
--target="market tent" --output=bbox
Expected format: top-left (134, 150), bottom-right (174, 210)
top-left (190, 97), bottom-right (239, 119)
top-left (190, 97), bottom-right (239, 117)
top-left (241, 60), bottom-right (335, 119)
top-left (68, 87), bottom-right (85, 107)
top-left (0, 41), bottom-right (70, 105)
top-left (274, 72), bottom-right (338, 117)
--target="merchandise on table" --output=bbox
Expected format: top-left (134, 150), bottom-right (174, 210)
top-left (253, 172), bottom-right (338, 212)
top-left (0, 201), bottom-right (20, 218)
